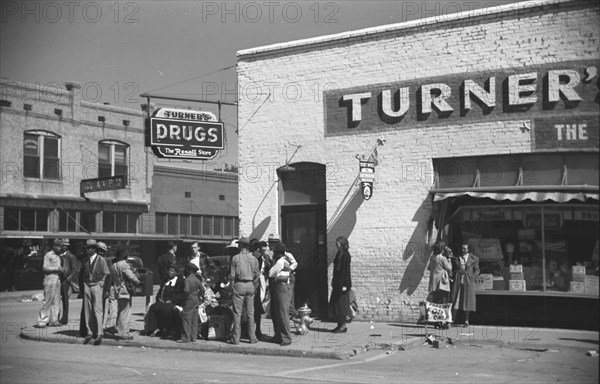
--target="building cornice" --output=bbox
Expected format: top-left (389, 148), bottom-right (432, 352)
top-left (237, 0), bottom-right (585, 60)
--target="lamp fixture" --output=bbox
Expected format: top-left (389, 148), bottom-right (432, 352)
top-left (279, 142), bottom-right (302, 172)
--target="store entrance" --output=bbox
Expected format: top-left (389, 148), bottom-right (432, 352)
top-left (282, 204), bottom-right (328, 318)
top-left (278, 162), bottom-right (328, 319)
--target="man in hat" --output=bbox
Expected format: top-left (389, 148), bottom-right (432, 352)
top-left (58, 239), bottom-right (76, 325)
top-left (97, 242), bottom-right (117, 333)
top-left (228, 237), bottom-right (259, 344)
top-left (267, 234), bottom-right (298, 319)
top-left (157, 241), bottom-right (178, 286)
top-left (36, 239), bottom-right (63, 328)
top-left (81, 239), bottom-right (110, 345)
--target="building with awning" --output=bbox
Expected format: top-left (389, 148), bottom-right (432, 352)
top-left (0, 80), bottom-right (239, 290)
top-left (236, 0), bottom-right (599, 328)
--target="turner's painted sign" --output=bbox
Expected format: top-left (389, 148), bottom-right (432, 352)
top-left (324, 60), bottom-right (599, 136)
top-left (149, 108), bottom-right (224, 160)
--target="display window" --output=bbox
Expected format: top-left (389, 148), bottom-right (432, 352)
top-left (449, 202), bottom-right (599, 295)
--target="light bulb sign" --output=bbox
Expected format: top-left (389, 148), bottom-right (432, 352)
top-left (149, 108), bottom-right (224, 160)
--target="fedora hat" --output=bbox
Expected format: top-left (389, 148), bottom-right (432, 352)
top-left (225, 239), bottom-right (239, 249)
top-left (96, 242), bottom-right (108, 252)
top-left (53, 238), bottom-right (63, 247)
top-left (86, 239), bottom-right (97, 248)
top-left (238, 237), bottom-right (251, 246)
top-left (62, 238), bottom-right (70, 246)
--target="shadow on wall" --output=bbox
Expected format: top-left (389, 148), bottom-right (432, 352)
top-left (326, 179), bottom-right (363, 264)
top-left (398, 196), bottom-right (432, 296)
top-left (249, 216), bottom-right (271, 240)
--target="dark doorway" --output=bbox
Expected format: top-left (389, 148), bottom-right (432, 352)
top-left (278, 162), bottom-right (328, 319)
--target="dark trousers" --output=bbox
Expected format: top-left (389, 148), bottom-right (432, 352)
top-left (181, 306), bottom-right (199, 342)
top-left (59, 279), bottom-right (71, 324)
top-left (273, 281), bottom-right (293, 344)
top-left (254, 286), bottom-right (264, 337)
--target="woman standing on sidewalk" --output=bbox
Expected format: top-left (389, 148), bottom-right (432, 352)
top-left (330, 236), bottom-right (352, 333)
top-left (451, 242), bottom-right (480, 327)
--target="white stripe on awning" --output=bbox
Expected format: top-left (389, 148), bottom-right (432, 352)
top-left (433, 191), bottom-right (599, 202)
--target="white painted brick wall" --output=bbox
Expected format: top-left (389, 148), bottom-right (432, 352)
top-left (237, 1), bottom-right (600, 322)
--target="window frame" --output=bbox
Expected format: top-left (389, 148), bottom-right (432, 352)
top-left (98, 140), bottom-right (130, 183)
top-left (23, 130), bottom-right (61, 180)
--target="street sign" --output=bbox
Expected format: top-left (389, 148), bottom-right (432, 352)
top-left (149, 108), bottom-right (224, 160)
top-left (80, 175), bottom-right (126, 194)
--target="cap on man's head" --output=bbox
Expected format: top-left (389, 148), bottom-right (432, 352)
top-left (238, 237), bottom-right (251, 246)
top-left (62, 238), bottom-right (70, 246)
top-left (274, 242), bottom-right (287, 253)
top-left (187, 262), bottom-right (199, 272)
top-left (86, 239), bottom-right (97, 248)
top-left (96, 242), bottom-right (108, 252)
top-left (53, 239), bottom-right (63, 247)
top-left (267, 233), bottom-right (280, 243)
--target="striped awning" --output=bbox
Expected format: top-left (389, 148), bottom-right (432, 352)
top-left (433, 191), bottom-right (599, 202)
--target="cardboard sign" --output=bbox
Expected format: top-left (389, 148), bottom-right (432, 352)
top-left (419, 301), bottom-right (453, 323)
top-left (510, 264), bottom-right (524, 273)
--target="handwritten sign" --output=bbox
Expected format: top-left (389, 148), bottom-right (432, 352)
top-left (419, 301), bottom-right (453, 323)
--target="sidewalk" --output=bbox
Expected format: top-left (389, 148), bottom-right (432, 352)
top-left (5, 290), bottom-right (599, 360)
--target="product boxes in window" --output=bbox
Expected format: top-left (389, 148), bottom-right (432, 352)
top-left (584, 275), bottom-right (599, 296)
top-left (509, 280), bottom-right (526, 291)
top-left (493, 277), bottom-right (506, 290)
top-left (570, 282), bottom-right (586, 294)
top-left (480, 274), bottom-right (493, 290)
top-left (509, 264), bottom-right (523, 273)
top-left (208, 315), bottom-right (231, 341)
top-left (510, 273), bottom-right (524, 280)
top-left (572, 266), bottom-right (586, 283)
top-left (474, 276), bottom-right (486, 291)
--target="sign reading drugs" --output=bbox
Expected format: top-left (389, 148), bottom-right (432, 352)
top-left (149, 108), bottom-right (224, 160)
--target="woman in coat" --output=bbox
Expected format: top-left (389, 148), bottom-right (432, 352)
top-left (329, 236), bottom-right (352, 333)
top-left (428, 241), bottom-right (453, 304)
top-left (451, 242), bottom-right (480, 327)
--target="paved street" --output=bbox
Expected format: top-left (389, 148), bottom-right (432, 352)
top-left (1, 293), bottom-right (598, 383)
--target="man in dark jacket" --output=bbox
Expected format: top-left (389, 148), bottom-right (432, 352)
top-left (157, 241), bottom-right (177, 286)
top-left (58, 239), bottom-right (76, 325)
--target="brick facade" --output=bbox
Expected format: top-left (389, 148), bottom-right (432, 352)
top-left (237, 0), bottom-right (600, 322)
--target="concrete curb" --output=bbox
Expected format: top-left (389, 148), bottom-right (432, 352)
top-left (19, 330), bottom-right (350, 360)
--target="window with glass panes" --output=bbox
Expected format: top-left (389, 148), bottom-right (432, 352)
top-left (156, 213), bottom-right (166, 234)
top-left (202, 216), bottom-right (212, 236)
top-left (3, 208), bottom-right (48, 231)
top-left (103, 212), bottom-right (137, 233)
top-left (23, 131), bottom-right (60, 180)
top-left (98, 141), bottom-right (128, 182)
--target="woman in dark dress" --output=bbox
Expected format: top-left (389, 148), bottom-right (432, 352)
top-left (330, 236), bottom-right (352, 333)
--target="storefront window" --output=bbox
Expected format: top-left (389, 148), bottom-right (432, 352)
top-left (3, 208), bottom-right (48, 232)
top-left (450, 203), bottom-right (599, 295)
top-left (155, 213), bottom-right (166, 234)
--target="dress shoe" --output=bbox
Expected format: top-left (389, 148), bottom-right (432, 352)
top-left (118, 335), bottom-right (134, 341)
top-left (34, 324), bottom-right (47, 329)
top-left (48, 322), bottom-right (62, 327)
top-left (83, 336), bottom-right (93, 345)
top-left (93, 335), bottom-right (103, 346)
top-left (227, 339), bottom-right (239, 345)
top-left (332, 327), bottom-right (347, 333)
top-left (249, 339), bottom-right (259, 344)
top-left (463, 321), bottom-right (470, 328)
top-left (280, 340), bottom-right (291, 346)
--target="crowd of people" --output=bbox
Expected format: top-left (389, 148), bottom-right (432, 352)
top-left (32, 234), bottom-right (355, 347)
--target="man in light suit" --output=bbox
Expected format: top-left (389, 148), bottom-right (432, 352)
top-left (110, 247), bottom-right (140, 340)
top-left (81, 239), bottom-right (110, 346)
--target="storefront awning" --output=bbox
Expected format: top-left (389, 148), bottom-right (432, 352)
top-left (433, 190), bottom-right (599, 202)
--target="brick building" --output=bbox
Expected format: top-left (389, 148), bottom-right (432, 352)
top-left (236, 0), bottom-right (599, 328)
top-left (0, 79), bottom-right (238, 289)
